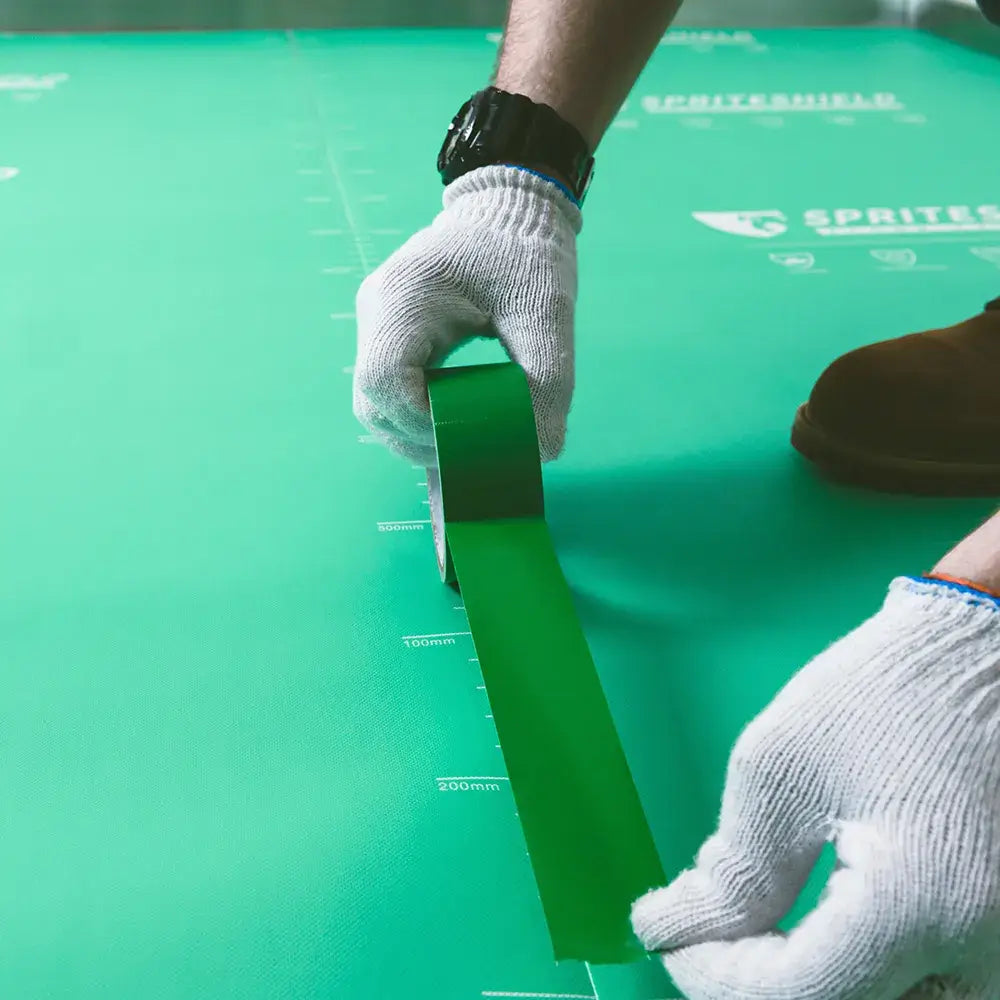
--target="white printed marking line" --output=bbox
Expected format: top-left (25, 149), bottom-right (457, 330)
top-left (585, 964), bottom-right (600, 1000)
top-left (330, 312), bottom-right (355, 320)
top-left (438, 776), bottom-right (509, 782)
top-left (817, 223), bottom-right (1000, 236)
top-left (750, 235), bottom-right (998, 251)
top-left (402, 632), bottom-right (470, 640)
top-left (378, 519), bottom-right (430, 526)
top-left (482, 994), bottom-right (594, 999)
top-left (285, 29), bottom-right (373, 274)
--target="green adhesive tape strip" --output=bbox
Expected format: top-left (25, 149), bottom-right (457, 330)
top-left (426, 362), bottom-right (666, 965)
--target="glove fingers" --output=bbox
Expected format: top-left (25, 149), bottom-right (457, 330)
top-left (354, 267), bottom-right (487, 455)
top-left (367, 424), bottom-right (438, 467)
top-left (634, 713), bottom-right (832, 952)
top-left (659, 820), bottom-right (932, 1000)
top-left (494, 295), bottom-right (575, 463)
top-left (632, 825), bottom-right (827, 953)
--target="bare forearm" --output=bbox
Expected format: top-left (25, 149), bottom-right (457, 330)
top-left (932, 507), bottom-right (1000, 595)
top-left (493, 0), bottom-right (682, 151)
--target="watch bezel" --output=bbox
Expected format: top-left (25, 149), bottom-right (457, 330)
top-left (437, 88), bottom-right (594, 203)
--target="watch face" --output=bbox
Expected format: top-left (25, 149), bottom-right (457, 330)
top-left (438, 88), bottom-right (593, 200)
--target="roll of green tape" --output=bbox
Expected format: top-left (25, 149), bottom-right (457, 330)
top-left (426, 362), bottom-right (666, 965)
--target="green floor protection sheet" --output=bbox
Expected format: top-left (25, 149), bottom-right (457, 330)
top-left (2, 24), bottom-right (999, 1000)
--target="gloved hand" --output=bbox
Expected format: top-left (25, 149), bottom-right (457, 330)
top-left (631, 576), bottom-right (1000, 1000)
top-left (353, 164), bottom-right (581, 466)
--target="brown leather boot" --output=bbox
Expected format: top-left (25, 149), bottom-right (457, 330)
top-left (791, 297), bottom-right (1000, 496)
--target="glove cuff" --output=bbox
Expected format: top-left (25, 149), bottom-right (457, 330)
top-left (442, 164), bottom-right (583, 241)
top-left (883, 576), bottom-right (1000, 640)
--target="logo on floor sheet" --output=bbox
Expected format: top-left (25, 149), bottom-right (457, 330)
top-left (693, 205), bottom-right (1000, 239)
top-left (770, 252), bottom-right (816, 270)
top-left (871, 249), bottom-right (917, 268)
top-left (971, 246), bottom-right (1000, 267)
top-left (660, 30), bottom-right (762, 48)
top-left (0, 73), bottom-right (68, 90)
top-left (692, 211), bottom-right (788, 238)
top-left (642, 92), bottom-right (902, 114)
top-left (1, 72), bottom-right (68, 103)
top-left (0, 167), bottom-right (18, 181)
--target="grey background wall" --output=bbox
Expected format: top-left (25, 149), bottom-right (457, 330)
top-left (0, 0), bottom-right (902, 30)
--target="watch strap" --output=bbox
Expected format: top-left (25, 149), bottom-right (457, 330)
top-left (438, 87), bottom-right (594, 203)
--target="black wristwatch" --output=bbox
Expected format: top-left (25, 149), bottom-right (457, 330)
top-left (437, 86), bottom-right (595, 204)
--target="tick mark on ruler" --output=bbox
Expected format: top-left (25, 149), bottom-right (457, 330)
top-left (437, 775), bottom-right (507, 781)
top-left (482, 994), bottom-right (595, 999)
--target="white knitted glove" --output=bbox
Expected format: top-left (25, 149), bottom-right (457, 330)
top-left (632, 576), bottom-right (1000, 1000)
top-left (353, 165), bottom-right (581, 466)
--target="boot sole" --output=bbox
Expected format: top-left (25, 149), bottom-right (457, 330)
top-left (790, 403), bottom-right (1000, 497)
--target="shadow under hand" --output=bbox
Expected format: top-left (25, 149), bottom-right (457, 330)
top-left (543, 443), bottom-right (994, 880)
